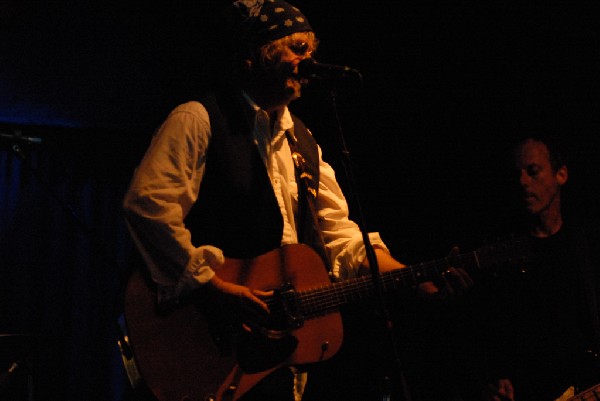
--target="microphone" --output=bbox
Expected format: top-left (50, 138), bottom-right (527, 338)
top-left (0, 131), bottom-right (42, 146)
top-left (298, 58), bottom-right (361, 80)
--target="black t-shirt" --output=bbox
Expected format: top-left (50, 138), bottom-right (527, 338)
top-left (476, 226), bottom-right (600, 400)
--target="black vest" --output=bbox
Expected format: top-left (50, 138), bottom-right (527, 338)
top-left (185, 90), bottom-right (319, 259)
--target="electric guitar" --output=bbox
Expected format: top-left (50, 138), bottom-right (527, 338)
top-left (556, 383), bottom-right (600, 401)
top-left (123, 238), bottom-right (531, 401)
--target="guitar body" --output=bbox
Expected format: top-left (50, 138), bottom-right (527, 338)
top-left (124, 244), bottom-right (343, 401)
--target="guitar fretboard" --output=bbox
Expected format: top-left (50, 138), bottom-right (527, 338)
top-left (297, 251), bottom-right (482, 318)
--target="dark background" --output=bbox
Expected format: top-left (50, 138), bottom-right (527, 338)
top-left (1, 1), bottom-right (599, 400)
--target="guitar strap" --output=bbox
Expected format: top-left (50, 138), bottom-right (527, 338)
top-left (285, 127), bottom-right (334, 275)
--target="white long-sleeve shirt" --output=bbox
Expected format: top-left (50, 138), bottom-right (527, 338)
top-left (123, 96), bottom-right (389, 300)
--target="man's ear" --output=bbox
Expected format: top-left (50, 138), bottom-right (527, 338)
top-left (556, 165), bottom-right (568, 186)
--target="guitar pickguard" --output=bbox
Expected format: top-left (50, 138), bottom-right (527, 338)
top-left (236, 330), bottom-right (299, 373)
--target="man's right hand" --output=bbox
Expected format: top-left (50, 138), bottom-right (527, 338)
top-left (208, 275), bottom-right (273, 314)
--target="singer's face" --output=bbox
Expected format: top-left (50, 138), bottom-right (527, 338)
top-left (248, 32), bottom-right (317, 110)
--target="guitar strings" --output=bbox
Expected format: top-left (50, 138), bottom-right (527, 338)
top-left (255, 242), bottom-right (526, 328)
top-left (290, 253), bottom-right (477, 317)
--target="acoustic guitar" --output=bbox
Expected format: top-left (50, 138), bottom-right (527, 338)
top-left (124, 238), bottom-right (530, 401)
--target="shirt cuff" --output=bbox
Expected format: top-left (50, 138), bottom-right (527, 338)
top-left (186, 245), bottom-right (223, 284)
top-left (332, 232), bottom-right (388, 280)
top-left (168, 245), bottom-right (223, 301)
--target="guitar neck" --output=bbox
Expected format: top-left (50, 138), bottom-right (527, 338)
top-left (566, 383), bottom-right (600, 401)
top-left (298, 250), bottom-right (482, 317)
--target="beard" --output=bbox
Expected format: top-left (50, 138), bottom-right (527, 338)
top-left (282, 76), bottom-right (304, 102)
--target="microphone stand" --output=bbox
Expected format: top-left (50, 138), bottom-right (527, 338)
top-left (322, 80), bottom-right (412, 401)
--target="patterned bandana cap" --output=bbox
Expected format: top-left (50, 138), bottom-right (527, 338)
top-left (231, 0), bottom-right (313, 46)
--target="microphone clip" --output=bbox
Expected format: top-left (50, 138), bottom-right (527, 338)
top-left (0, 130), bottom-right (43, 147)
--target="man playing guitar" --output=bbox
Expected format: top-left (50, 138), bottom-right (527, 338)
top-left (122, 1), bottom-right (471, 400)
